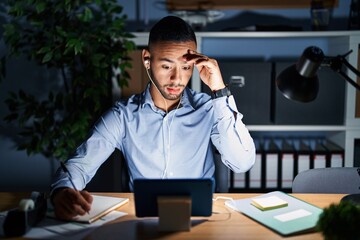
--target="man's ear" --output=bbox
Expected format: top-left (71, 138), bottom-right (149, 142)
top-left (142, 49), bottom-right (150, 69)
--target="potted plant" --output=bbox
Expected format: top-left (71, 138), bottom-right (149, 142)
top-left (316, 201), bottom-right (360, 240)
top-left (0, 0), bottom-right (135, 161)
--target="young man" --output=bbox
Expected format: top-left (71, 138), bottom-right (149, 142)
top-left (51, 16), bottom-right (256, 220)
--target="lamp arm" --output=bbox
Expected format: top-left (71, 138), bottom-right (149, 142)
top-left (325, 53), bottom-right (360, 91)
top-left (341, 56), bottom-right (360, 78)
top-left (338, 70), bottom-right (360, 91)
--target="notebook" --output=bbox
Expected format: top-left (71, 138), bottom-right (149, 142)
top-left (48, 194), bottom-right (129, 224)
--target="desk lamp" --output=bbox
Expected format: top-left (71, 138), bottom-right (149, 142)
top-left (276, 46), bottom-right (360, 205)
top-left (276, 46), bottom-right (360, 103)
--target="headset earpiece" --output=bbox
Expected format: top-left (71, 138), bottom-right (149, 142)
top-left (144, 59), bottom-right (150, 69)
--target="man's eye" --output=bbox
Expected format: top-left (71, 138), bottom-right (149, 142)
top-left (162, 65), bottom-right (170, 70)
top-left (183, 65), bottom-right (191, 70)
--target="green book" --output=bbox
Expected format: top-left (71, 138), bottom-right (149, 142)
top-left (225, 191), bottom-right (323, 236)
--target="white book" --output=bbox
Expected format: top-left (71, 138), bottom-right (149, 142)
top-left (48, 194), bottom-right (129, 224)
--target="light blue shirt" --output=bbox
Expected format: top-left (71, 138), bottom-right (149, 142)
top-left (51, 84), bottom-right (256, 191)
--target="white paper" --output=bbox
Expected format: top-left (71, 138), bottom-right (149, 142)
top-left (1, 210), bottom-right (127, 239)
top-left (274, 209), bottom-right (312, 222)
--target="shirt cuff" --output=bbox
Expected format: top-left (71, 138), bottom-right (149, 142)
top-left (212, 95), bottom-right (243, 120)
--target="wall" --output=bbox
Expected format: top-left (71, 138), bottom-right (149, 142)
top-left (0, 0), bottom-right (354, 192)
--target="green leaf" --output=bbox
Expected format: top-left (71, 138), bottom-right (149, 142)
top-left (83, 7), bottom-right (93, 22)
top-left (35, 2), bottom-right (46, 13)
top-left (37, 47), bottom-right (51, 54)
top-left (66, 39), bottom-right (83, 55)
top-left (42, 51), bottom-right (53, 63)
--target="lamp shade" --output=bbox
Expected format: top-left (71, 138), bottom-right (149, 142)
top-left (276, 46), bottom-right (324, 103)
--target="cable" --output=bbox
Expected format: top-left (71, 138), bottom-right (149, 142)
top-left (145, 67), bottom-right (182, 178)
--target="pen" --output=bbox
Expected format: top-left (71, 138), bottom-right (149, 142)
top-left (60, 162), bottom-right (90, 214)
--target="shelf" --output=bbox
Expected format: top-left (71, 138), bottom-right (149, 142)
top-left (196, 31), bottom-right (360, 38)
top-left (247, 125), bottom-right (347, 131)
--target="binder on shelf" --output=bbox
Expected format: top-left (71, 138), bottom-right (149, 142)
top-left (311, 140), bottom-right (327, 169)
top-left (296, 140), bottom-right (312, 175)
top-left (264, 139), bottom-right (280, 189)
top-left (281, 139), bottom-right (296, 189)
top-left (249, 139), bottom-right (263, 189)
top-left (233, 170), bottom-right (246, 189)
top-left (323, 140), bottom-right (344, 168)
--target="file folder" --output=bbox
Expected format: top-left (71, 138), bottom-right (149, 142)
top-left (249, 139), bottom-right (263, 189)
top-left (296, 140), bottom-right (312, 175)
top-left (312, 140), bottom-right (327, 169)
top-left (281, 140), bottom-right (295, 189)
top-left (323, 140), bottom-right (344, 168)
top-left (264, 139), bottom-right (280, 189)
top-left (233, 171), bottom-right (246, 188)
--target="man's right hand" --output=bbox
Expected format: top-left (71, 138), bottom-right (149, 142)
top-left (52, 187), bottom-right (93, 221)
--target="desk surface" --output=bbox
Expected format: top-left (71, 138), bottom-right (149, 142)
top-left (0, 192), bottom-right (344, 240)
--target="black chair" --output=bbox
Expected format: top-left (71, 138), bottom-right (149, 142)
top-left (292, 167), bottom-right (360, 194)
top-left (213, 149), bottom-right (229, 193)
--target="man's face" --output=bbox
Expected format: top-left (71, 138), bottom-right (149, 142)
top-left (147, 41), bottom-right (197, 100)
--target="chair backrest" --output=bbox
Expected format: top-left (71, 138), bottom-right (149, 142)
top-left (292, 167), bottom-right (360, 194)
top-left (118, 151), bottom-right (131, 192)
top-left (213, 149), bottom-right (229, 193)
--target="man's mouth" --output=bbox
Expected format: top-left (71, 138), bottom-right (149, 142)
top-left (167, 87), bottom-right (181, 95)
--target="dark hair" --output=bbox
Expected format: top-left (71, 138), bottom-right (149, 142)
top-left (148, 16), bottom-right (196, 49)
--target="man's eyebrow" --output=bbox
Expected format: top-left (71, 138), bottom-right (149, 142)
top-left (159, 57), bottom-right (188, 64)
top-left (159, 57), bottom-right (174, 63)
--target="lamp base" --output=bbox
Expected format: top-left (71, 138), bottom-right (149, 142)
top-left (341, 194), bottom-right (360, 205)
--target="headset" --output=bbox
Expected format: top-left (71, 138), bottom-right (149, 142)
top-left (143, 57), bottom-right (182, 179)
top-left (144, 59), bottom-right (150, 70)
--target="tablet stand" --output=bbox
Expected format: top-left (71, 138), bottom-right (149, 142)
top-left (157, 196), bottom-right (192, 231)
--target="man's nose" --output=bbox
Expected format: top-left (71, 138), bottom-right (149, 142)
top-left (170, 67), bottom-right (181, 83)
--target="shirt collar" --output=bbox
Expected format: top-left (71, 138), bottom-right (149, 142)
top-left (142, 83), bottom-right (195, 111)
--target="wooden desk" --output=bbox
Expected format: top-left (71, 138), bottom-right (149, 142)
top-left (0, 192), bottom-right (345, 240)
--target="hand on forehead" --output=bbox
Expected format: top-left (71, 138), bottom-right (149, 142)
top-left (183, 50), bottom-right (210, 65)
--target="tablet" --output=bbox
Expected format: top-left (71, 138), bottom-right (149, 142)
top-left (133, 178), bottom-right (215, 217)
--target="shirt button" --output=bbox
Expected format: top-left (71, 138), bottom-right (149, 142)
top-left (169, 172), bottom-right (174, 176)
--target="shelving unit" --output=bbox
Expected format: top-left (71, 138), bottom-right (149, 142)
top-left (132, 31), bottom-right (360, 168)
